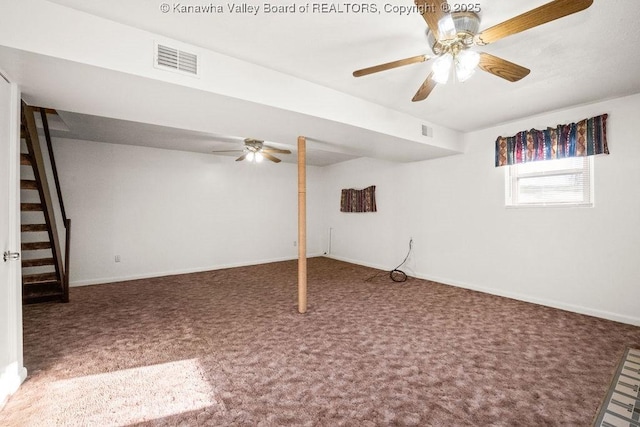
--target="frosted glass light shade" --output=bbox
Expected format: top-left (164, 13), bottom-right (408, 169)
top-left (432, 53), bottom-right (453, 84)
top-left (455, 50), bottom-right (480, 82)
top-left (246, 152), bottom-right (255, 162)
top-left (437, 16), bottom-right (457, 41)
top-left (255, 152), bottom-right (264, 163)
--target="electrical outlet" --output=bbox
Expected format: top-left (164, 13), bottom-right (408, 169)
top-left (115, 255), bottom-right (121, 263)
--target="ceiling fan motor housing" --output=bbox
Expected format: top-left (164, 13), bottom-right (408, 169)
top-left (244, 138), bottom-right (264, 151)
top-left (427, 12), bottom-right (481, 55)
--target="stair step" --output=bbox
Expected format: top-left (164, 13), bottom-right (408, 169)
top-left (23, 280), bottom-right (64, 304)
top-left (32, 107), bottom-right (58, 115)
top-left (23, 295), bottom-right (64, 304)
top-left (20, 180), bottom-right (38, 190)
top-left (23, 272), bottom-right (58, 285)
top-left (21, 224), bottom-right (48, 232)
top-left (23, 293), bottom-right (65, 305)
top-left (23, 280), bottom-right (60, 291)
top-left (21, 241), bottom-right (51, 251)
top-left (21, 203), bottom-right (42, 211)
top-left (23, 280), bottom-right (61, 294)
top-left (22, 257), bottom-right (54, 267)
top-left (20, 153), bottom-right (32, 165)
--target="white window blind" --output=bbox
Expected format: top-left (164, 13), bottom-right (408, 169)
top-left (505, 157), bottom-right (593, 207)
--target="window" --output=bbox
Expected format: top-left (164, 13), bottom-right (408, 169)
top-left (505, 157), bottom-right (593, 207)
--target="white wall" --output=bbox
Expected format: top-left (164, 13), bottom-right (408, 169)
top-left (54, 138), bottom-right (324, 286)
top-left (323, 93), bottom-right (640, 325)
top-left (47, 93), bottom-right (640, 325)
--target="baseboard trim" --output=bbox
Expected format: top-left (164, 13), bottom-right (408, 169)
top-left (70, 253), bottom-right (324, 287)
top-left (414, 272), bottom-right (640, 327)
top-left (325, 254), bottom-right (640, 327)
top-left (0, 362), bottom-right (27, 410)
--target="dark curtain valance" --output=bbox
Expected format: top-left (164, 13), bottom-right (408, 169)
top-left (495, 114), bottom-right (609, 167)
top-left (340, 185), bottom-right (377, 213)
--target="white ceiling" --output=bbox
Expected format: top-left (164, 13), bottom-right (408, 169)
top-left (4, 0), bottom-right (640, 166)
top-left (48, 111), bottom-right (360, 166)
top-left (45, 0), bottom-right (640, 133)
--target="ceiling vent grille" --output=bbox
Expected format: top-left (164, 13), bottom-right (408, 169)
top-left (156, 44), bottom-right (198, 75)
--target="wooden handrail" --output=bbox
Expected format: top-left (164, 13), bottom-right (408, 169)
top-left (39, 108), bottom-right (67, 224)
top-left (63, 218), bottom-right (71, 303)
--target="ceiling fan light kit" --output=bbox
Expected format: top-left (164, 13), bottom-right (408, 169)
top-left (432, 49), bottom-right (480, 84)
top-left (352, 0), bottom-right (593, 102)
top-left (246, 151), bottom-right (263, 163)
top-left (436, 14), bottom-right (458, 42)
top-left (427, 11), bottom-right (480, 55)
top-left (455, 50), bottom-right (480, 82)
top-left (211, 138), bottom-right (292, 164)
top-left (431, 53), bottom-right (453, 84)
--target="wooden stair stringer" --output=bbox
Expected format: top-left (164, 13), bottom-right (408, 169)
top-left (20, 103), bottom-right (65, 303)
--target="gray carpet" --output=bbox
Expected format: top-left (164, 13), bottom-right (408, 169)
top-left (1, 257), bottom-right (639, 426)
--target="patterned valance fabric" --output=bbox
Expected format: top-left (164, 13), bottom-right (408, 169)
top-left (495, 114), bottom-right (609, 167)
top-left (340, 186), bottom-right (377, 213)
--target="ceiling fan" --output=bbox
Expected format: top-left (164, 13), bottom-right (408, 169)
top-left (353, 0), bottom-right (593, 101)
top-left (212, 138), bottom-right (292, 163)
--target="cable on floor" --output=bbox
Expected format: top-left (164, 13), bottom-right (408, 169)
top-left (389, 238), bottom-right (412, 282)
top-left (363, 238), bottom-right (413, 283)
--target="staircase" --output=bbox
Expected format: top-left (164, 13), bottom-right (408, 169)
top-left (19, 103), bottom-right (71, 304)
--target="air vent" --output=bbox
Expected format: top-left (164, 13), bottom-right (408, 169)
top-left (421, 124), bottom-right (433, 137)
top-left (156, 44), bottom-right (198, 75)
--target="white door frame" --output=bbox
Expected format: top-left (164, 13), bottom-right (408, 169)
top-left (0, 70), bottom-right (26, 409)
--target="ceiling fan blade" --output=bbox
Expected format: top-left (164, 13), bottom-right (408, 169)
top-left (412, 72), bottom-right (437, 102)
top-left (353, 55), bottom-right (429, 77)
top-left (414, 0), bottom-right (452, 41)
top-left (235, 153), bottom-right (248, 162)
top-left (262, 148), bottom-right (292, 154)
top-left (475, 0), bottom-right (593, 45)
top-left (261, 152), bottom-right (281, 163)
top-left (478, 52), bottom-right (530, 82)
top-left (212, 150), bottom-right (244, 153)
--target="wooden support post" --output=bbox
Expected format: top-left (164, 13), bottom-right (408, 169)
top-left (297, 136), bottom-right (307, 314)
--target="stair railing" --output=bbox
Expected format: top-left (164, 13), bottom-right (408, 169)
top-left (38, 107), bottom-right (71, 302)
top-left (22, 102), bottom-right (70, 302)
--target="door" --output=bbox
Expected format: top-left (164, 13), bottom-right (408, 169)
top-left (0, 73), bottom-right (25, 407)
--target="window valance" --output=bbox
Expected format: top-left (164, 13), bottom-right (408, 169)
top-left (495, 114), bottom-right (609, 167)
top-left (340, 185), bottom-right (377, 213)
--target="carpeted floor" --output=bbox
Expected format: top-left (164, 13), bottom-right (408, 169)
top-left (1, 257), bottom-right (639, 426)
